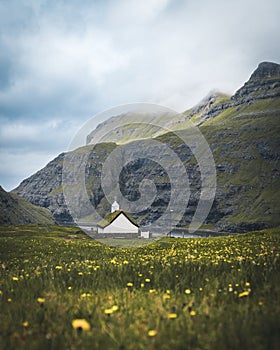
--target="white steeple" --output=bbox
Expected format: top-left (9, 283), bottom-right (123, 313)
top-left (111, 198), bottom-right (120, 213)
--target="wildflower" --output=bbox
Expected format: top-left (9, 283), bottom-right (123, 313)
top-left (185, 289), bottom-right (191, 295)
top-left (81, 293), bottom-right (91, 298)
top-left (111, 305), bottom-right (119, 312)
top-left (145, 278), bottom-right (151, 282)
top-left (22, 321), bottom-right (29, 327)
top-left (7, 298), bottom-right (12, 302)
top-left (12, 277), bottom-right (19, 281)
top-left (104, 308), bottom-right (113, 315)
top-left (148, 329), bottom-right (158, 337)
top-left (127, 282), bottom-right (133, 287)
top-left (245, 282), bottom-right (250, 287)
top-left (167, 313), bottom-right (177, 319)
top-left (37, 297), bottom-right (45, 304)
top-left (55, 266), bottom-right (63, 270)
top-left (68, 286), bottom-right (72, 290)
top-left (238, 291), bottom-right (250, 298)
top-left (190, 310), bottom-right (196, 316)
top-left (72, 319), bottom-right (90, 331)
top-left (140, 283), bottom-right (144, 288)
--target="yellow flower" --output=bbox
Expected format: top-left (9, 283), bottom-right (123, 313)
top-left (12, 277), bottom-right (19, 281)
top-left (127, 282), bottom-right (133, 287)
top-left (81, 293), bottom-right (92, 298)
top-left (22, 321), bottom-right (29, 327)
top-left (238, 291), bottom-right (250, 298)
top-left (72, 319), bottom-right (90, 331)
top-left (245, 282), bottom-right (250, 287)
top-left (55, 266), bottom-right (62, 270)
top-left (145, 278), bottom-right (151, 282)
top-left (148, 329), bottom-right (158, 337)
top-left (167, 313), bottom-right (177, 319)
top-left (163, 294), bottom-right (170, 300)
top-left (185, 289), bottom-right (191, 295)
top-left (37, 297), bottom-right (45, 304)
top-left (190, 310), bottom-right (196, 316)
top-left (111, 305), bottom-right (119, 312)
top-left (104, 308), bottom-right (113, 315)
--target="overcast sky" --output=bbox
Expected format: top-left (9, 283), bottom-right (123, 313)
top-left (0, 0), bottom-right (279, 191)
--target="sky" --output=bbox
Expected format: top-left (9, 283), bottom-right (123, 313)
top-left (0, 0), bottom-right (279, 191)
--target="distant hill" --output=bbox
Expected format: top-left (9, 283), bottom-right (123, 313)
top-left (13, 62), bottom-right (280, 232)
top-left (0, 186), bottom-right (55, 225)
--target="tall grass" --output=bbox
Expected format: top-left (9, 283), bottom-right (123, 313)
top-left (0, 225), bottom-right (279, 349)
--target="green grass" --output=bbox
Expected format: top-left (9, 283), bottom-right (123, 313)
top-left (0, 224), bottom-right (279, 349)
top-left (95, 237), bottom-right (157, 248)
top-left (0, 190), bottom-right (55, 226)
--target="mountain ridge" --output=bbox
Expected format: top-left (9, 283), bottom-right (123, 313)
top-left (12, 61), bottom-right (280, 232)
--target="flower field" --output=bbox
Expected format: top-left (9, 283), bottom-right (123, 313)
top-left (0, 225), bottom-right (279, 349)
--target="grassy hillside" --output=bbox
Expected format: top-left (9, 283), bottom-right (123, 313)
top-left (0, 225), bottom-right (279, 349)
top-left (12, 62), bottom-right (280, 232)
top-left (0, 186), bottom-right (55, 225)
top-left (201, 97), bottom-right (280, 228)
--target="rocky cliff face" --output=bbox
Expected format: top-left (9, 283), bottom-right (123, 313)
top-left (190, 62), bottom-right (280, 122)
top-left (13, 62), bottom-right (280, 232)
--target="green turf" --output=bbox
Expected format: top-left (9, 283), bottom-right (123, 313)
top-left (0, 225), bottom-right (279, 349)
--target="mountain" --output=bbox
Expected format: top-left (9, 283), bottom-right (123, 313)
top-left (86, 92), bottom-right (231, 145)
top-left (13, 62), bottom-right (280, 232)
top-left (0, 186), bottom-right (55, 225)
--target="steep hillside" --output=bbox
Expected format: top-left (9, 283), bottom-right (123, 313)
top-left (0, 186), bottom-right (55, 225)
top-left (86, 92), bottom-right (230, 145)
top-left (13, 62), bottom-right (280, 232)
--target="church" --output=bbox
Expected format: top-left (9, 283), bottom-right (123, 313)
top-left (97, 200), bottom-right (140, 237)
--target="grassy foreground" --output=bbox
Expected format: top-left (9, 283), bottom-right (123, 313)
top-left (0, 225), bottom-right (279, 350)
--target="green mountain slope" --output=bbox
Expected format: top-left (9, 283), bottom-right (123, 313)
top-left (13, 62), bottom-right (280, 232)
top-left (0, 186), bottom-right (55, 225)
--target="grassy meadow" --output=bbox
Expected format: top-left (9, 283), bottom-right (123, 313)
top-left (0, 225), bottom-right (279, 349)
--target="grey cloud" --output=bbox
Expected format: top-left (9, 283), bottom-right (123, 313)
top-left (0, 0), bottom-right (279, 190)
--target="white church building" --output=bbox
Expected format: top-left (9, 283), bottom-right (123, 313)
top-left (97, 200), bottom-right (140, 236)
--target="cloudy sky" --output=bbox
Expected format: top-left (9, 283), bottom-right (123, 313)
top-left (0, 0), bottom-right (279, 191)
